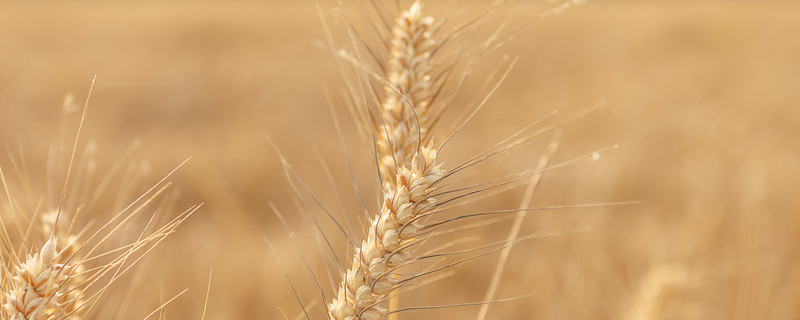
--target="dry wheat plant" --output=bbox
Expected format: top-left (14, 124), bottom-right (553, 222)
top-left (270, 1), bottom-right (630, 319)
top-left (0, 83), bottom-right (200, 319)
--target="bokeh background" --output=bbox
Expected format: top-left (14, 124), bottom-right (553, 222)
top-left (1, 0), bottom-right (798, 319)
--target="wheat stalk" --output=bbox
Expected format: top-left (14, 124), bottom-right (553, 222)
top-left (327, 3), bottom-right (447, 319)
top-left (301, 1), bottom-right (611, 319)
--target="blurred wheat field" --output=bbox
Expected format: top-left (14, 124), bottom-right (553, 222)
top-left (1, 1), bottom-right (799, 319)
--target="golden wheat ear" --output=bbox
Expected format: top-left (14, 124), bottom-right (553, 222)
top-left (271, 1), bottom-right (630, 319)
top-left (327, 2), bottom-right (546, 318)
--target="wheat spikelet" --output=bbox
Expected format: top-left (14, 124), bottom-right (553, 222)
top-left (375, 1), bottom-right (437, 188)
top-left (329, 145), bottom-right (444, 320)
top-left (39, 210), bottom-right (85, 318)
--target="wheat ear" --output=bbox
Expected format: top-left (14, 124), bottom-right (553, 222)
top-left (3, 237), bottom-right (77, 320)
top-left (375, 1), bottom-right (437, 189)
top-left (328, 4), bottom-right (442, 319)
top-left (376, 3), bottom-right (437, 317)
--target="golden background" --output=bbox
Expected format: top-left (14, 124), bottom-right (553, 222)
top-left (1, 1), bottom-right (798, 319)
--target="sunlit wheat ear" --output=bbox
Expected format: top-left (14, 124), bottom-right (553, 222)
top-left (0, 163), bottom-right (196, 320)
top-left (375, 1), bottom-right (437, 189)
top-left (3, 237), bottom-right (76, 320)
top-left (0, 77), bottom-right (198, 319)
top-left (329, 145), bottom-right (444, 320)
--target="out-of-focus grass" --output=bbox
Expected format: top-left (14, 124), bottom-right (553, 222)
top-left (1, 1), bottom-right (798, 319)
